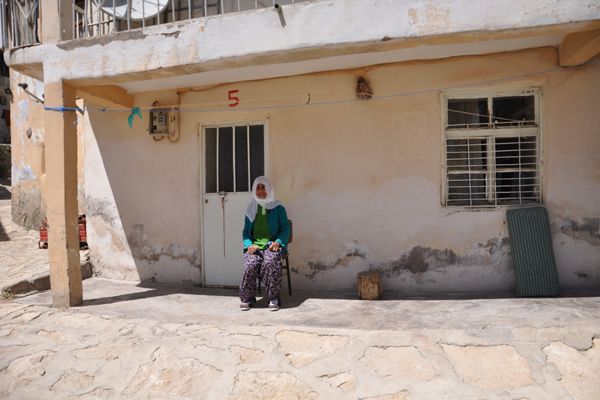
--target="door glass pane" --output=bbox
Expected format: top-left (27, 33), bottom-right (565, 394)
top-left (205, 128), bottom-right (217, 193)
top-left (235, 126), bottom-right (249, 192)
top-left (249, 125), bottom-right (264, 184)
top-left (218, 127), bottom-right (234, 192)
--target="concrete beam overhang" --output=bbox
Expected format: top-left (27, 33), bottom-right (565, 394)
top-left (5, 0), bottom-right (600, 87)
top-left (559, 28), bottom-right (600, 66)
top-left (76, 85), bottom-right (134, 108)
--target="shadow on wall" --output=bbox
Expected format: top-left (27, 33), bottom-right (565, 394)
top-left (85, 105), bottom-right (202, 286)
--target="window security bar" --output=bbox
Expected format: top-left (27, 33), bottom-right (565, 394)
top-left (444, 133), bottom-right (541, 207)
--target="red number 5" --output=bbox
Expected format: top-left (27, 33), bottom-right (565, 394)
top-left (228, 90), bottom-right (240, 107)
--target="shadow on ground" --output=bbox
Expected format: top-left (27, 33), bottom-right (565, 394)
top-left (80, 280), bottom-right (600, 309)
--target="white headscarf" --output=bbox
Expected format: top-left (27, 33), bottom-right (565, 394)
top-left (245, 176), bottom-right (281, 222)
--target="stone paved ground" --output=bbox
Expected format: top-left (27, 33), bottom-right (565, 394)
top-left (0, 179), bottom-right (50, 291)
top-left (1, 278), bottom-right (599, 400)
top-left (0, 179), bottom-right (89, 294)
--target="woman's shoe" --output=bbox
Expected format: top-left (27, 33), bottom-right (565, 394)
top-left (268, 299), bottom-right (280, 311)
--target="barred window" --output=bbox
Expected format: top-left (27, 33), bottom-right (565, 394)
top-left (443, 90), bottom-right (541, 207)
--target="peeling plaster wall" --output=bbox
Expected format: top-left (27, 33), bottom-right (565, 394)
top-left (83, 47), bottom-right (599, 291)
top-left (83, 94), bottom-right (201, 284)
top-left (10, 71), bottom-right (46, 229)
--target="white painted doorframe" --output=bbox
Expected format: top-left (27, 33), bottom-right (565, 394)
top-left (199, 120), bottom-right (269, 287)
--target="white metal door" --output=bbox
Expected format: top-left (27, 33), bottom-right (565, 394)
top-left (202, 124), bottom-right (266, 286)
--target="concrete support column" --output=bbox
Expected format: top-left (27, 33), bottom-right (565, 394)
top-left (41, 0), bottom-right (74, 43)
top-left (44, 81), bottom-right (82, 308)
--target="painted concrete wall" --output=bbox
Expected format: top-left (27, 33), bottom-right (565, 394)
top-left (84, 47), bottom-right (600, 293)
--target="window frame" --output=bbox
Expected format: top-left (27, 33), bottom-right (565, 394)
top-left (201, 120), bottom-right (270, 195)
top-left (441, 87), bottom-right (543, 208)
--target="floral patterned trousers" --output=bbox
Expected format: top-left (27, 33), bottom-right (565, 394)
top-left (239, 249), bottom-right (282, 303)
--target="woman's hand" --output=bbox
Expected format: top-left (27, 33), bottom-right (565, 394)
top-left (268, 241), bottom-right (281, 252)
top-left (247, 245), bottom-right (260, 254)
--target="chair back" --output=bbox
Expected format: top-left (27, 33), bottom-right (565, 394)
top-left (288, 219), bottom-right (293, 244)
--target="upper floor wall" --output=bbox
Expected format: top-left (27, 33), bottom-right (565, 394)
top-left (2, 0), bottom-right (600, 91)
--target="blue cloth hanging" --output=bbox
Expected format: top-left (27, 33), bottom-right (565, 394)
top-left (127, 107), bottom-right (142, 128)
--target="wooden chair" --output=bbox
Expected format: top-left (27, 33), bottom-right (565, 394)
top-left (258, 219), bottom-right (293, 296)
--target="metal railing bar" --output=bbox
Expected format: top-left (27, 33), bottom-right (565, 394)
top-left (7, 0), bottom-right (314, 46)
top-left (127, 0), bottom-right (131, 30)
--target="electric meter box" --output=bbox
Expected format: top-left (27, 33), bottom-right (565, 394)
top-left (149, 108), bottom-right (177, 136)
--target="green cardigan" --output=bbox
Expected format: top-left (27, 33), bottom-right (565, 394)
top-left (243, 205), bottom-right (290, 250)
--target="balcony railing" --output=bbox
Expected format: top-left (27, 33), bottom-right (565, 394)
top-left (0, 0), bottom-right (311, 48)
top-left (1, 0), bottom-right (40, 48)
top-left (73, 0), bottom-right (310, 39)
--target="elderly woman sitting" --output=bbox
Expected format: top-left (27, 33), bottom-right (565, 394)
top-left (239, 176), bottom-right (290, 311)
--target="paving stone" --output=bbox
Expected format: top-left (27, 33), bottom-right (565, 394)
top-left (50, 369), bottom-right (95, 393)
top-left (229, 371), bottom-right (319, 400)
top-left (73, 343), bottom-right (130, 361)
top-left (10, 311), bottom-right (41, 323)
top-left (124, 347), bottom-right (221, 397)
top-left (360, 392), bottom-right (410, 400)
top-left (442, 344), bottom-right (534, 390)
top-left (543, 339), bottom-right (600, 400)
top-left (35, 329), bottom-right (64, 343)
top-left (276, 330), bottom-right (350, 368)
top-left (318, 371), bottom-right (356, 392)
top-left (0, 350), bottom-right (55, 394)
top-left (359, 346), bottom-right (436, 381)
top-left (230, 345), bottom-right (264, 364)
top-left (560, 332), bottom-right (593, 351)
top-left (63, 387), bottom-right (116, 400)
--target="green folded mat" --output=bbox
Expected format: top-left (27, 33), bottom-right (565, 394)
top-left (506, 206), bottom-right (560, 297)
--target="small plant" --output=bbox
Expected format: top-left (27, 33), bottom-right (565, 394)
top-left (1, 289), bottom-right (14, 299)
